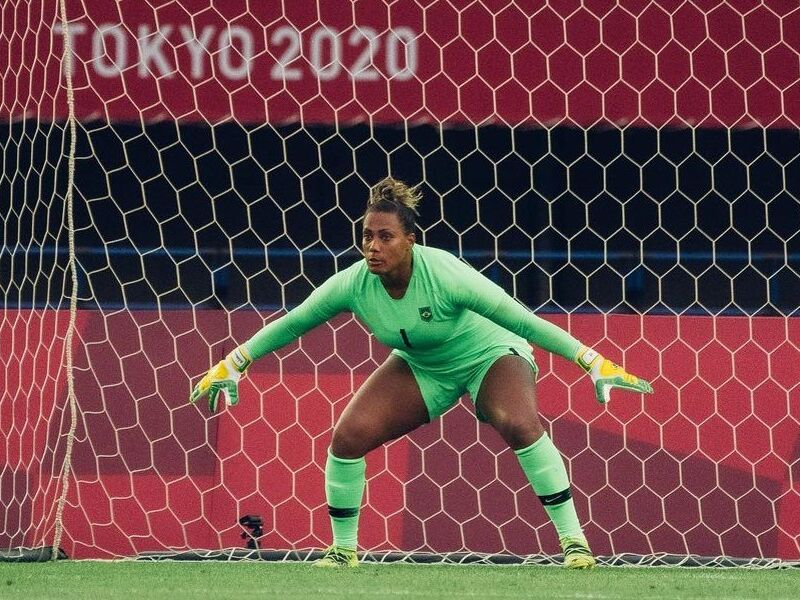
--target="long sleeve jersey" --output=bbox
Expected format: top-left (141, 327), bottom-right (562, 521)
top-left (244, 245), bottom-right (581, 372)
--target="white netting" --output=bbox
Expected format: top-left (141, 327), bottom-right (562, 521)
top-left (1, 1), bottom-right (798, 562)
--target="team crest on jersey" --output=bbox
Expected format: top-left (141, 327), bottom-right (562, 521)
top-left (418, 306), bottom-right (432, 322)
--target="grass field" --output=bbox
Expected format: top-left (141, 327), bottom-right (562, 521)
top-left (1, 561), bottom-right (798, 600)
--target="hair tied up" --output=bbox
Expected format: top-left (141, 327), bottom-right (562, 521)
top-left (369, 177), bottom-right (421, 215)
top-left (365, 177), bottom-right (422, 234)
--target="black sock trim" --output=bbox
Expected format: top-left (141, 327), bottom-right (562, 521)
top-left (538, 488), bottom-right (572, 506)
top-left (328, 505), bottom-right (359, 518)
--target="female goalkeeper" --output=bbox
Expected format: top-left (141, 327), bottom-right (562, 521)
top-left (190, 177), bottom-right (653, 569)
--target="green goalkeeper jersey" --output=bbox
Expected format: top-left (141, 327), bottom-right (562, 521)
top-left (245, 245), bottom-right (581, 370)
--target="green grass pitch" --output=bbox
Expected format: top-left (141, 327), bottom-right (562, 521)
top-left (1, 561), bottom-right (798, 599)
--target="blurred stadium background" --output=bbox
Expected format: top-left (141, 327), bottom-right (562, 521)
top-left (1, 1), bottom-right (798, 563)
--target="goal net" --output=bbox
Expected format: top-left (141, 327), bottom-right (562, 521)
top-left (1, 0), bottom-right (798, 563)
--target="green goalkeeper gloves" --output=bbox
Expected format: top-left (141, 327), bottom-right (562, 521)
top-left (575, 345), bottom-right (653, 404)
top-left (190, 346), bottom-right (253, 412)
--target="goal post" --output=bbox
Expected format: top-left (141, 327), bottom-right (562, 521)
top-left (1, 0), bottom-right (798, 563)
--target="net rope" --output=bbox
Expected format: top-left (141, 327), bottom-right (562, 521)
top-left (49, 0), bottom-right (79, 560)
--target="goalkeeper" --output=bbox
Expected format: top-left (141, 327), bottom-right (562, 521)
top-left (191, 177), bottom-right (653, 569)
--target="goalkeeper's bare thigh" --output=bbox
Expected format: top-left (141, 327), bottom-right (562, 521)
top-left (474, 354), bottom-right (545, 451)
top-left (331, 354), bottom-right (430, 459)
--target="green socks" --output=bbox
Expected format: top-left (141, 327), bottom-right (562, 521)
top-left (324, 436), bottom-right (581, 550)
top-left (325, 450), bottom-right (366, 551)
top-left (515, 433), bottom-right (584, 539)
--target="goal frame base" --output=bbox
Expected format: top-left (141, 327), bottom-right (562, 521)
top-left (134, 549), bottom-right (800, 569)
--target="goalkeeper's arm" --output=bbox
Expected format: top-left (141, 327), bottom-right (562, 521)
top-left (188, 312), bottom-right (315, 412)
top-left (506, 312), bottom-right (653, 404)
top-left (190, 274), bottom-right (348, 411)
top-left (447, 256), bottom-right (653, 403)
top-left (492, 303), bottom-right (654, 404)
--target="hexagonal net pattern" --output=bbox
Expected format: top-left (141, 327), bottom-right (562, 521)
top-left (1, 1), bottom-right (798, 563)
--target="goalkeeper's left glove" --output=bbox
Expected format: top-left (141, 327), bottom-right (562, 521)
top-left (189, 345), bottom-right (253, 412)
top-left (575, 345), bottom-right (653, 404)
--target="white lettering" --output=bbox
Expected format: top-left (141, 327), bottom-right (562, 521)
top-left (270, 26), bottom-right (301, 81)
top-left (55, 22), bottom-right (422, 84)
top-left (218, 26), bottom-right (253, 80)
top-left (138, 25), bottom-right (174, 78)
top-left (310, 27), bottom-right (341, 81)
top-left (53, 22), bottom-right (87, 77)
top-left (179, 25), bottom-right (215, 79)
top-left (93, 25), bottom-right (127, 78)
top-left (386, 27), bottom-right (417, 81)
top-left (349, 27), bottom-right (379, 81)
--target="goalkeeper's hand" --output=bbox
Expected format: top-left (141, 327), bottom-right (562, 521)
top-left (190, 346), bottom-right (253, 412)
top-left (575, 345), bottom-right (653, 404)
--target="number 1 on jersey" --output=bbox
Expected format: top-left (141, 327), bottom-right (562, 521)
top-left (400, 329), bottom-right (413, 348)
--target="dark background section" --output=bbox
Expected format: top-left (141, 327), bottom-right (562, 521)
top-left (2, 121), bottom-right (798, 316)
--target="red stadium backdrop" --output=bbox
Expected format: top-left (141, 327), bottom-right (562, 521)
top-left (1, 0), bottom-right (798, 561)
top-left (2, 310), bottom-right (798, 558)
top-left (3, 0), bottom-right (798, 126)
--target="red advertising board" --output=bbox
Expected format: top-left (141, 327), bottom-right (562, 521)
top-left (2, 0), bottom-right (798, 126)
top-left (2, 309), bottom-right (798, 559)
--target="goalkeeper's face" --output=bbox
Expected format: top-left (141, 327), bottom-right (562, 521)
top-left (362, 211), bottom-right (415, 278)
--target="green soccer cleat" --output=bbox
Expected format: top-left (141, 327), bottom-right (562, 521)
top-left (314, 546), bottom-right (359, 568)
top-left (561, 536), bottom-right (597, 569)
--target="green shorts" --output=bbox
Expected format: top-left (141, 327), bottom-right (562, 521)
top-left (397, 344), bottom-right (539, 420)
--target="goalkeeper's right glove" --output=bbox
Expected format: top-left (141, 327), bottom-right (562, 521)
top-left (189, 345), bottom-right (253, 412)
top-left (575, 345), bottom-right (653, 404)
